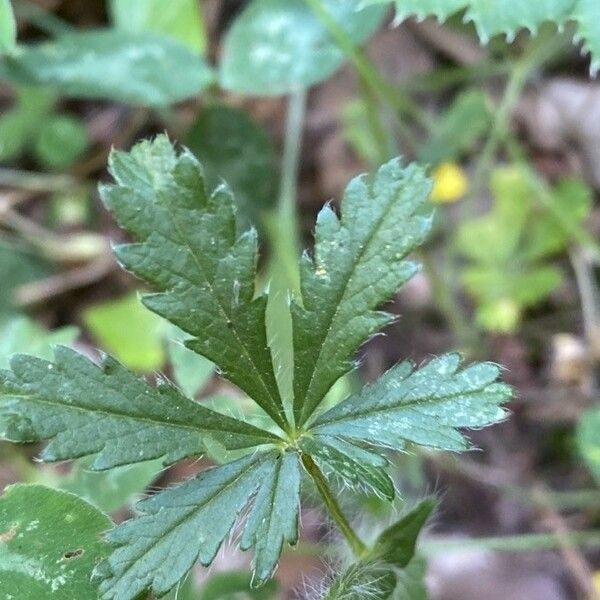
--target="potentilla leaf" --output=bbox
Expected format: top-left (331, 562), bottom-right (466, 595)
top-left (310, 354), bottom-right (511, 452)
top-left (101, 136), bottom-right (288, 430)
top-left (364, 0), bottom-right (600, 74)
top-left (300, 435), bottom-right (395, 500)
top-left (96, 449), bottom-right (300, 600)
top-left (292, 159), bottom-right (433, 427)
top-left (0, 346), bottom-right (279, 469)
top-left (240, 450), bottom-right (301, 583)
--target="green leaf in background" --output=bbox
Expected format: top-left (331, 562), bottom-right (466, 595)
top-left (0, 85), bottom-right (55, 161)
top-left (33, 114), bottom-right (89, 170)
top-left (342, 98), bottom-right (396, 167)
top-left (577, 406), bottom-right (600, 484)
top-left (2, 30), bottom-right (215, 106)
top-left (101, 136), bottom-right (287, 430)
top-left (366, 0), bottom-right (600, 74)
top-left (292, 159), bottom-right (433, 427)
top-left (166, 324), bottom-right (214, 398)
top-left (197, 570), bottom-right (279, 600)
top-left (455, 167), bottom-right (592, 333)
top-left (0, 0), bottom-right (16, 54)
top-left (96, 450), bottom-right (300, 600)
top-left (0, 484), bottom-right (111, 599)
top-left (0, 346), bottom-right (279, 468)
top-left (59, 457), bottom-right (163, 513)
top-left (220, 0), bottom-right (387, 95)
top-left (83, 293), bottom-right (165, 372)
top-left (324, 499), bottom-right (434, 600)
top-left (418, 90), bottom-right (491, 164)
top-left (310, 354), bottom-right (510, 454)
top-left (185, 104), bottom-right (278, 226)
top-left (0, 315), bottom-right (77, 368)
top-left (0, 244), bottom-right (51, 316)
top-left (110, 0), bottom-right (206, 54)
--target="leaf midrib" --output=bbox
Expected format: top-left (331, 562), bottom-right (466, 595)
top-left (102, 452), bottom-right (270, 595)
top-left (148, 181), bottom-right (287, 430)
top-left (311, 383), bottom-right (502, 428)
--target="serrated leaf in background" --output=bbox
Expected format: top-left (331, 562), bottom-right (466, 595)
top-left (102, 136), bottom-right (287, 429)
top-left (97, 450), bottom-right (300, 600)
top-left (2, 30), bottom-right (215, 106)
top-left (83, 292), bottom-right (165, 372)
top-left (220, 0), bottom-right (387, 95)
top-left (0, 484), bottom-right (111, 599)
top-left (109, 0), bottom-right (206, 54)
top-left (292, 159), bottom-right (433, 427)
top-left (0, 346), bottom-right (278, 468)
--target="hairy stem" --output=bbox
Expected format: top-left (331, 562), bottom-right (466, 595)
top-left (302, 453), bottom-right (367, 557)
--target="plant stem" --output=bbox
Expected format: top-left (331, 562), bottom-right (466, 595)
top-left (422, 529), bottom-right (600, 555)
top-left (302, 453), bottom-right (367, 557)
top-left (468, 32), bottom-right (568, 203)
top-left (273, 89), bottom-right (306, 296)
top-left (305, 0), bottom-right (432, 133)
top-left (0, 168), bottom-right (78, 192)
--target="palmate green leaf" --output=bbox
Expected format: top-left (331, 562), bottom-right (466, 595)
top-left (96, 449), bottom-right (300, 600)
top-left (1, 30), bottom-right (214, 106)
top-left (293, 159), bottom-right (433, 427)
top-left (101, 136), bottom-right (287, 430)
top-left (309, 354), bottom-right (510, 452)
top-left (0, 345), bottom-right (278, 469)
top-left (0, 484), bottom-right (111, 599)
top-left (364, 0), bottom-right (600, 73)
top-left (220, 0), bottom-right (387, 95)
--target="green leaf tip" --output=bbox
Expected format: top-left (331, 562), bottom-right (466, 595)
top-left (101, 134), bottom-right (289, 432)
top-left (292, 158), bottom-right (434, 427)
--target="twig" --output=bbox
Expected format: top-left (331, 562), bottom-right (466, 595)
top-left (532, 485), bottom-right (599, 600)
top-left (15, 254), bottom-right (115, 306)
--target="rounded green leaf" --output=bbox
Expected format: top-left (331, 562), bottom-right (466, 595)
top-left (0, 484), bottom-right (111, 599)
top-left (220, 0), bottom-right (387, 95)
top-left (3, 30), bottom-right (215, 106)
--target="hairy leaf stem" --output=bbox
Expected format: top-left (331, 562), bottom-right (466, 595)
top-left (301, 453), bottom-right (367, 557)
